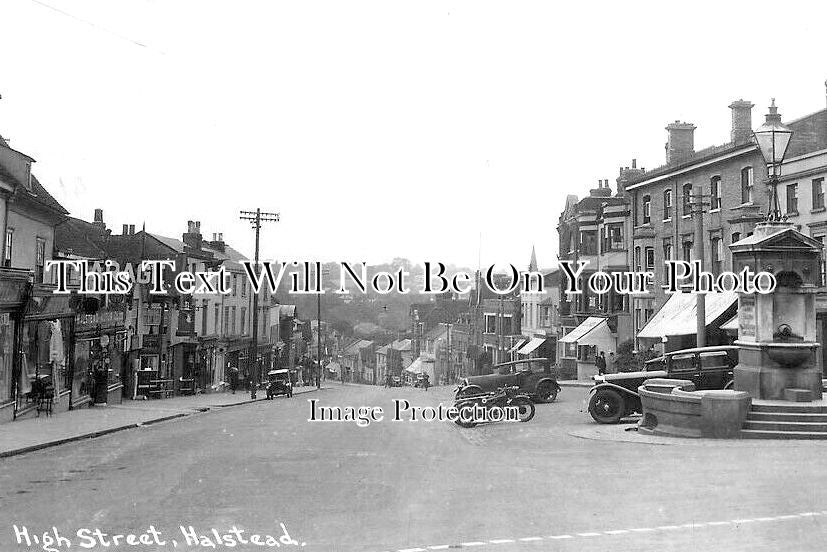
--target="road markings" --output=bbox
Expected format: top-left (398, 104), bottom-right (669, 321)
top-left (389, 510), bottom-right (826, 552)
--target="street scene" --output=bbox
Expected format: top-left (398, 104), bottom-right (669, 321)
top-left (3, 1), bottom-right (827, 551)
top-left (3, 385), bottom-right (827, 552)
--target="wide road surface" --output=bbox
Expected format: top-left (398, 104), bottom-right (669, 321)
top-left (2, 384), bottom-right (826, 551)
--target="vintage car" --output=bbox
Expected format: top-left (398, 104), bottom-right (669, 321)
top-left (587, 345), bottom-right (739, 424)
top-left (455, 358), bottom-right (561, 403)
top-left (265, 369), bottom-right (293, 399)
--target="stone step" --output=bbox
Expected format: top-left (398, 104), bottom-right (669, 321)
top-left (748, 412), bottom-right (827, 423)
top-left (741, 429), bottom-right (827, 440)
top-left (743, 420), bottom-right (827, 432)
top-left (750, 403), bottom-right (827, 414)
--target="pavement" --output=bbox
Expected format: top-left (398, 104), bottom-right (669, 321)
top-left (2, 384), bottom-right (827, 552)
top-left (0, 385), bottom-right (326, 458)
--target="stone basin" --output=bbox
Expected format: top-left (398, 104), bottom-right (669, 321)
top-left (762, 342), bottom-right (819, 367)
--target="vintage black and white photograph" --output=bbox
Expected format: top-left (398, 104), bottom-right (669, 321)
top-left (1, 1), bottom-right (827, 551)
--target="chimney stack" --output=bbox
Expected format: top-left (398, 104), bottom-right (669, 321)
top-left (665, 121), bottom-right (696, 163)
top-left (729, 99), bottom-right (754, 144)
top-left (183, 219), bottom-right (203, 250)
top-left (92, 208), bottom-right (106, 232)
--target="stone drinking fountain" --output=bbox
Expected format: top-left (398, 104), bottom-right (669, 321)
top-left (731, 221), bottom-right (823, 401)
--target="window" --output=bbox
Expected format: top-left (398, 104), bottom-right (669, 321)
top-left (663, 239), bottom-right (673, 262)
top-left (787, 183), bottom-right (798, 214)
top-left (35, 237), bottom-right (46, 283)
top-left (731, 232), bottom-right (741, 244)
top-left (4, 230), bottom-right (12, 267)
top-left (241, 277), bottom-right (247, 297)
top-left (232, 274), bottom-right (238, 296)
top-left (815, 236), bottom-right (826, 286)
top-left (711, 237), bottom-right (722, 274)
top-left (682, 241), bottom-right (693, 262)
top-left (201, 301), bottom-right (208, 335)
top-left (484, 314), bottom-right (496, 334)
top-left (214, 304), bottom-right (219, 333)
top-left (579, 230), bottom-right (597, 255)
top-left (663, 189), bottom-right (672, 220)
top-left (710, 176), bottom-right (722, 210)
top-left (813, 178), bottom-right (825, 210)
top-left (231, 306), bottom-right (237, 334)
top-left (634, 246), bottom-right (641, 272)
top-left (682, 183), bottom-right (693, 216)
top-left (741, 166), bottom-right (753, 204)
top-left (223, 306), bottom-right (230, 335)
top-left (644, 247), bottom-right (655, 271)
top-left (240, 307), bottom-right (247, 335)
top-left (603, 223), bottom-right (624, 251)
top-left (642, 195), bottom-right (651, 224)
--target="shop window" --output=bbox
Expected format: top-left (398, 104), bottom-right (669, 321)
top-left (0, 314), bottom-right (15, 403)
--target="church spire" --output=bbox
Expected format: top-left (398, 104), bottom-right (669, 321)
top-left (529, 245), bottom-right (538, 272)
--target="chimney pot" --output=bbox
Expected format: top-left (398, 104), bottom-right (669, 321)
top-left (187, 220), bottom-right (194, 233)
top-left (129, 224), bottom-right (135, 235)
top-left (632, 159), bottom-right (637, 169)
top-left (122, 224), bottom-right (129, 235)
top-left (212, 233), bottom-right (217, 241)
top-left (218, 232), bottom-right (223, 242)
top-left (94, 209), bottom-right (103, 222)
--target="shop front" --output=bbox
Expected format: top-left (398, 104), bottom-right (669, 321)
top-left (0, 269), bottom-right (30, 424)
top-left (73, 308), bottom-right (127, 407)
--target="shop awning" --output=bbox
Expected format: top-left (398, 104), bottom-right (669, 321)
top-left (518, 337), bottom-right (547, 355)
top-left (508, 339), bottom-right (527, 353)
top-left (721, 315), bottom-right (739, 331)
top-left (637, 292), bottom-right (738, 339)
top-left (405, 358), bottom-right (424, 374)
top-left (559, 317), bottom-right (614, 350)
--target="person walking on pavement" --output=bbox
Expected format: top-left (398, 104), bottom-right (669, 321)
top-left (595, 351), bottom-right (607, 376)
top-left (423, 373), bottom-right (430, 391)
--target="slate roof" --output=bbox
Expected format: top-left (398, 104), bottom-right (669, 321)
top-left (54, 217), bottom-right (108, 259)
top-left (0, 137), bottom-right (68, 215)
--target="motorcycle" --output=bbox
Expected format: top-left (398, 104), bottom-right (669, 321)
top-left (452, 385), bottom-right (535, 428)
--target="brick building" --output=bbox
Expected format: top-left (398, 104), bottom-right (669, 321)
top-left (624, 97), bottom-right (827, 353)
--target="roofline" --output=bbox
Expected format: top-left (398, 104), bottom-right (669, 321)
top-left (625, 145), bottom-right (756, 190)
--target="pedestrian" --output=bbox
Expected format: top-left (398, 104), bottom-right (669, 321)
top-left (229, 365), bottom-right (239, 394)
top-left (608, 352), bottom-right (616, 374)
top-left (595, 351), bottom-right (606, 376)
top-left (423, 373), bottom-right (430, 392)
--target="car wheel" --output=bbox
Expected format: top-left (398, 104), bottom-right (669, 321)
top-left (511, 397), bottom-right (535, 422)
top-left (456, 385), bottom-right (483, 399)
top-left (534, 381), bottom-right (558, 403)
top-left (588, 389), bottom-right (625, 424)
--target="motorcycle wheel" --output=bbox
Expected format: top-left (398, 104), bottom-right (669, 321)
top-left (454, 401), bottom-right (477, 428)
top-left (511, 397), bottom-right (535, 422)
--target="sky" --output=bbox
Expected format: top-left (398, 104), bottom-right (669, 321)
top-left (0, 0), bottom-right (825, 270)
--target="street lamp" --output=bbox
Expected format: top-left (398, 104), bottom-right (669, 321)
top-left (753, 99), bottom-right (793, 222)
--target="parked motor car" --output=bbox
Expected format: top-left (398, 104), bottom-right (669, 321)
top-left (455, 358), bottom-right (561, 403)
top-left (265, 369), bottom-right (293, 399)
top-left (586, 345), bottom-right (739, 424)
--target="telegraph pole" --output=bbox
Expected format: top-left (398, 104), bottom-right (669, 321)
top-left (691, 193), bottom-right (709, 348)
top-left (239, 208), bottom-right (279, 399)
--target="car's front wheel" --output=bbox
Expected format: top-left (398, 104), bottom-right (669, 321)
top-left (588, 389), bottom-right (625, 424)
top-left (534, 381), bottom-right (558, 403)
